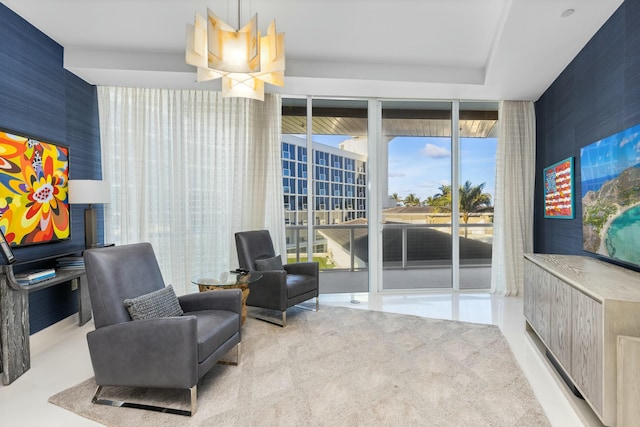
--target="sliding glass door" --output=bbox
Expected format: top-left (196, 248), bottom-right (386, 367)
top-left (281, 98), bottom-right (369, 294)
top-left (459, 102), bottom-right (497, 290)
top-left (282, 97), bottom-right (497, 293)
top-left (381, 101), bottom-right (453, 290)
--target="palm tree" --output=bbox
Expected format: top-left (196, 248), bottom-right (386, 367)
top-left (403, 193), bottom-right (421, 206)
top-left (426, 184), bottom-right (451, 209)
top-left (425, 181), bottom-right (492, 237)
top-left (459, 181), bottom-right (492, 227)
top-left (391, 192), bottom-right (401, 206)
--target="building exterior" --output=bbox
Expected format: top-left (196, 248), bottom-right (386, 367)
top-left (282, 135), bottom-right (368, 226)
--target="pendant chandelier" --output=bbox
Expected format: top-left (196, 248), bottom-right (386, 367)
top-left (185, 2), bottom-right (285, 101)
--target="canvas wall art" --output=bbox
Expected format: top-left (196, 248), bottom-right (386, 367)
top-left (0, 130), bottom-right (70, 246)
top-left (544, 157), bottom-right (574, 219)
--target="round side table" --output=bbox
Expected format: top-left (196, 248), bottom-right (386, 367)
top-left (191, 272), bottom-right (262, 325)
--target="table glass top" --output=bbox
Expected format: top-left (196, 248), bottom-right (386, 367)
top-left (191, 271), bottom-right (262, 287)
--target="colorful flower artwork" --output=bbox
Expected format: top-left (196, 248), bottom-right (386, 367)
top-left (544, 157), bottom-right (574, 219)
top-left (0, 131), bottom-right (70, 246)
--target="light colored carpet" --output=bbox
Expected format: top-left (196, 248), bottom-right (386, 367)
top-left (49, 306), bottom-right (549, 427)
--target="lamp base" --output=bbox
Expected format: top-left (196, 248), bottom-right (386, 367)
top-left (84, 206), bottom-right (98, 249)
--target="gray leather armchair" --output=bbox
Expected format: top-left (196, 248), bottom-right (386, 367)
top-left (235, 230), bottom-right (319, 326)
top-left (83, 242), bottom-right (241, 416)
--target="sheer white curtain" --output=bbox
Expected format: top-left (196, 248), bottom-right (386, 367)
top-left (97, 87), bottom-right (285, 294)
top-left (491, 101), bottom-right (536, 296)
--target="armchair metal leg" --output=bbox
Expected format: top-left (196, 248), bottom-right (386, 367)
top-left (262, 309), bottom-right (286, 327)
top-left (190, 385), bottom-right (197, 415)
top-left (249, 297), bottom-right (319, 327)
top-left (296, 296), bottom-right (319, 312)
top-left (249, 307), bottom-right (287, 327)
top-left (91, 384), bottom-right (197, 417)
top-left (218, 343), bottom-right (241, 366)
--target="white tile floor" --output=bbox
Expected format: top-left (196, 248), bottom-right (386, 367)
top-left (0, 292), bottom-right (604, 427)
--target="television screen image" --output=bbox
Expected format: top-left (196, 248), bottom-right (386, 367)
top-left (0, 130), bottom-right (70, 246)
top-left (581, 123), bottom-right (640, 267)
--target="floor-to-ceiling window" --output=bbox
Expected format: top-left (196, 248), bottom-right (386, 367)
top-left (281, 98), bottom-right (369, 293)
top-left (381, 101), bottom-right (453, 290)
top-left (459, 102), bottom-right (497, 289)
top-left (281, 98), bottom-right (309, 270)
top-left (282, 97), bottom-right (497, 293)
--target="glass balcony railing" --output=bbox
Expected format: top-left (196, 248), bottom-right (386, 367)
top-left (285, 223), bottom-right (492, 272)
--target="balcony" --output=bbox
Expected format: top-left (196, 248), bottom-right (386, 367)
top-left (286, 222), bottom-right (492, 293)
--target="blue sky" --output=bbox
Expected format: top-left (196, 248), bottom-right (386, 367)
top-left (580, 122), bottom-right (640, 195)
top-left (388, 136), bottom-right (497, 202)
top-left (313, 135), bottom-right (497, 203)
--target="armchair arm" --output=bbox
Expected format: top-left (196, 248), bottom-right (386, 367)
top-left (284, 261), bottom-right (319, 277)
top-left (179, 288), bottom-right (241, 314)
top-left (246, 270), bottom-right (287, 311)
top-left (87, 316), bottom-right (198, 389)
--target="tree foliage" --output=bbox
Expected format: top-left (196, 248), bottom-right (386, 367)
top-left (425, 181), bottom-right (492, 224)
top-left (403, 193), bottom-right (421, 206)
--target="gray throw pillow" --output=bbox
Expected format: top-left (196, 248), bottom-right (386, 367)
top-left (124, 285), bottom-right (184, 320)
top-left (255, 255), bottom-right (284, 271)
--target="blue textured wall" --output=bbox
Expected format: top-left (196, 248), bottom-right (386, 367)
top-left (535, 0), bottom-right (640, 270)
top-left (0, 4), bottom-right (102, 333)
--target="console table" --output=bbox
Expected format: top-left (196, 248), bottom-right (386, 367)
top-left (0, 257), bottom-right (90, 385)
top-left (524, 253), bottom-right (640, 427)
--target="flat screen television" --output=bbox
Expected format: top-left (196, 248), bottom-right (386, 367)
top-left (0, 130), bottom-right (70, 246)
top-left (581, 123), bottom-right (640, 268)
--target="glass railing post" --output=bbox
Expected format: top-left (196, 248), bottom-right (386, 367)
top-left (402, 226), bottom-right (407, 270)
top-left (349, 226), bottom-right (355, 271)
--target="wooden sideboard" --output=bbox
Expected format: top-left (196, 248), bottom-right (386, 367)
top-left (524, 253), bottom-right (640, 427)
top-left (0, 254), bottom-right (90, 385)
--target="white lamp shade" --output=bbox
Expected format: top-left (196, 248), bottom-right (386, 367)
top-left (68, 180), bottom-right (111, 204)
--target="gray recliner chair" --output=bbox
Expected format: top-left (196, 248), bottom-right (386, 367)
top-left (235, 230), bottom-right (319, 326)
top-left (83, 242), bottom-right (241, 416)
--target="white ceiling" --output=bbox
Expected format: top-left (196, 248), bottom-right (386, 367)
top-left (3, 0), bottom-right (625, 101)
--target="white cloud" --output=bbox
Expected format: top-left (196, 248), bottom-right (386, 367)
top-left (420, 143), bottom-right (450, 158)
top-left (620, 132), bottom-right (639, 148)
top-left (388, 172), bottom-right (406, 178)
